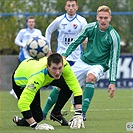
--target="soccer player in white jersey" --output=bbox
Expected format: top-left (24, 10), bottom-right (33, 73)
top-left (15, 16), bottom-right (42, 62)
top-left (10, 16), bottom-right (42, 98)
top-left (42, 0), bottom-right (87, 119)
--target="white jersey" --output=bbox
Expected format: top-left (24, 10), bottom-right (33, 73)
top-left (15, 28), bottom-right (42, 62)
top-left (45, 13), bottom-right (87, 62)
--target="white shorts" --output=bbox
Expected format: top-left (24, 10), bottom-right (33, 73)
top-left (71, 58), bottom-right (105, 88)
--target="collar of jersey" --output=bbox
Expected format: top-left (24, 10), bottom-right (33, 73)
top-left (65, 13), bottom-right (77, 22)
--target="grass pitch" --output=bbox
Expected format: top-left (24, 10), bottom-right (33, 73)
top-left (0, 89), bottom-right (132, 133)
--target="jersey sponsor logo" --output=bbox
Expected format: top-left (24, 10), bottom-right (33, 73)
top-left (65, 38), bottom-right (73, 45)
top-left (62, 24), bottom-right (67, 29)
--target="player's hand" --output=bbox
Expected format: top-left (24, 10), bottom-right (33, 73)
top-left (68, 109), bottom-right (85, 129)
top-left (35, 123), bottom-right (54, 130)
top-left (108, 84), bottom-right (115, 98)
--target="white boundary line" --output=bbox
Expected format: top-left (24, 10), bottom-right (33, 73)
top-left (88, 108), bottom-right (132, 111)
top-left (0, 108), bottom-right (132, 113)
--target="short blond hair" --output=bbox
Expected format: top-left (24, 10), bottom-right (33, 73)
top-left (97, 5), bottom-right (111, 15)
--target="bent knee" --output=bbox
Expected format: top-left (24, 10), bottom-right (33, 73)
top-left (86, 73), bottom-right (96, 83)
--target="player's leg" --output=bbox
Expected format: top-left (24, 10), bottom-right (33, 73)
top-left (82, 65), bottom-right (104, 120)
top-left (10, 89), bottom-right (17, 98)
top-left (13, 116), bottom-right (29, 126)
top-left (10, 60), bottom-right (19, 99)
top-left (70, 94), bottom-right (75, 112)
top-left (12, 73), bottom-right (43, 126)
top-left (71, 59), bottom-right (94, 121)
top-left (12, 74), bottom-right (29, 126)
top-left (50, 76), bottom-right (72, 126)
top-left (12, 72), bottom-right (22, 100)
top-left (67, 60), bottom-right (75, 112)
top-left (42, 86), bottom-right (60, 119)
top-left (13, 89), bottom-right (43, 126)
top-left (51, 85), bottom-right (72, 126)
top-left (30, 90), bottom-right (43, 122)
top-left (82, 79), bottom-right (95, 121)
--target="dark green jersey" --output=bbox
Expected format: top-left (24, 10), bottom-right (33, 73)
top-left (62, 22), bottom-right (120, 84)
top-left (14, 57), bottom-right (82, 112)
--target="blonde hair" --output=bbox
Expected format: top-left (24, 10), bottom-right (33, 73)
top-left (97, 5), bottom-right (111, 15)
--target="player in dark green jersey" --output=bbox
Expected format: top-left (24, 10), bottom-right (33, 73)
top-left (12, 53), bottom-right (85, 130)
top-left (62, 5), bottom-right (121, 121)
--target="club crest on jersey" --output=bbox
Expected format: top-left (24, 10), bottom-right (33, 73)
top-left (73, 24), bottom-right (78, 29)
top-left (28, 84), bottom-right (36, 89)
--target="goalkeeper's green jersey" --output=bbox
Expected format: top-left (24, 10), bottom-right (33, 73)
top-left (62, 22), bottom-right (120, 84)
top-left (14, 57), bottom-right (82, 112)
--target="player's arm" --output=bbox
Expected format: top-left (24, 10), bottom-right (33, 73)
top-left (17, 74), bottom-right (43, 122)
top-left (82, 20), bottom-right (88, 45)
top-left (22, 110), bottom-right (54, 130)
top-left (81, 17), bottom-right (88, 46)
top-left (37, 29), bottom-right (42, 36)
top-left (62, 59), bottom-right (82, 97)
top-left (45, 17), bottom-right (59, 51)
top-left (62, 60), bottom-right (85, 129)
top-left (17, 74), bottom-right (54, 130)
top-left (15, 29), bottom-right (26, 47)
top-left (108, 31), bottom-right (120, 97)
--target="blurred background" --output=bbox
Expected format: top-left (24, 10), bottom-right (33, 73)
top-left (0, 0), bottom-right (132, 90)
top-left (0, 0), bottom-right (133, 54)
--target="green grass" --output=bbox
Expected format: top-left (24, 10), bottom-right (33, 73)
top-left (0, 89), bottom-right (132, 133)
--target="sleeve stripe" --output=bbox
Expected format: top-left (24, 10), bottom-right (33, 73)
top-left (110, 30), bottom-right (120, 82)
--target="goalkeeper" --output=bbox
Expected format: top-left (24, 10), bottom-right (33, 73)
top-left (12, 53), bottom-right (85, 130)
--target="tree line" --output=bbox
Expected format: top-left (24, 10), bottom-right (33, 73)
top-left (0, 0), bottom-right (133, 54)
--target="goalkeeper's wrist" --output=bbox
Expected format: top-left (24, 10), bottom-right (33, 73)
top-left (30, 121), bottom-right (37, 129)
top-left (75, 109), bottom-right (82, 115)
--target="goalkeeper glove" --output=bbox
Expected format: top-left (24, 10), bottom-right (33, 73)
top-left (68, 109), bottom-right (85, 129)
top-left (30, 122), bottom-right (54, 130)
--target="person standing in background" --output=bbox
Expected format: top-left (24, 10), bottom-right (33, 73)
top-left (10, 16), bottom-right (42, 98)
top-left (15, 16), bottom-right (42, 62)
top-left (42, 0), bottom-right (87, 119)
